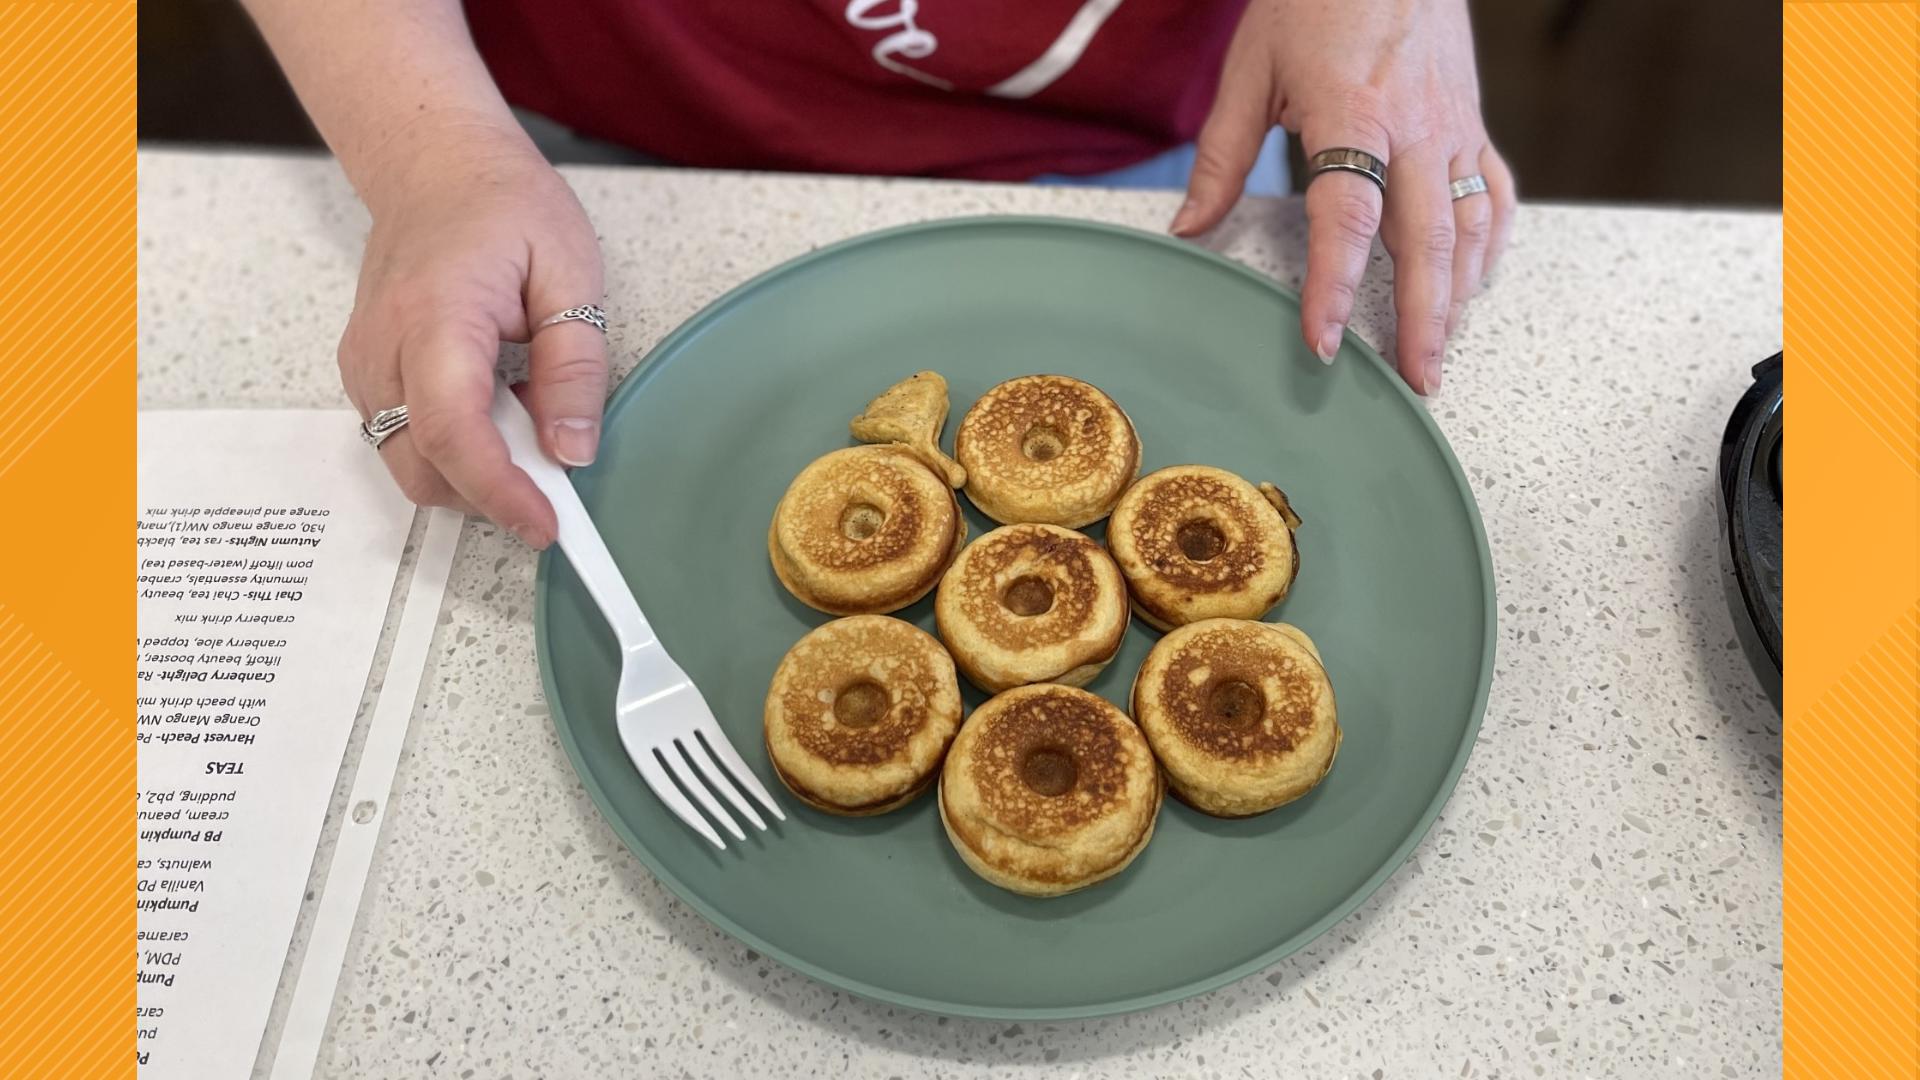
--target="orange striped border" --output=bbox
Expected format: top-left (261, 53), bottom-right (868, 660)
top-left (1783, 3), bottom-right (1920, 1078)
top-left (0, 2), bottom-right (136, 1078)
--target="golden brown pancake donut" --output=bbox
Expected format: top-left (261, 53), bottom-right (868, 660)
top-left (1130, 619), bottom-right (1340, 818)
top-left (954, 375), bottom-right (1141, 528)
top-left (939, 684), bottom-right (1161, 897)
top-left (770, 445), bottom-right (966, 615)
top-left (764, 615), bottom-right (965, 815)
top-left (1106, 465), bottom-right (1302, 631)
top-left (934, 524), bottom-right (1129, 693)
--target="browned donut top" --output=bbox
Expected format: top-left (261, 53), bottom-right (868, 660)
top-left (776, 446), bottom-right (951, 573)
top-left (963, 687), bottom-right (1137, 837)
top-left (955, 376), bottom-right (1135, 491)
top-left (1122, 470), bottom-right (1271, 593)
top-left (1144, 621), bottom-right (1324, 761)
top-left (771, 616), bottom-right (956, 767)
top-left (944, 525), bottom-right (1110, 650)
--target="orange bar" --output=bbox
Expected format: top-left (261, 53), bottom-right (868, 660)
top-left (0, 2), bottom-right (137, 1078)
top-left (1783, 3), bottom-right (1920, 1077)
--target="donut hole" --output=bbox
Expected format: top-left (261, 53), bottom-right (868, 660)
top-left (1021, 424), bottom-right (1066, 462)
top-left (1001, 575), bottom-right (1056, 617)
top-left (832, 680), bottom-right (889, 728)
top-left (1206, 680), bottom-right (1265, 730)
top-left (838, 501), bottom-right (886, 541)
top-left (1019, 747), bottom-right (1078, 796)
top-left (1176, 519), bottom-right (1227, 562)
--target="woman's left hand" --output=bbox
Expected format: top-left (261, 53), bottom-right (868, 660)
top-left (1173, 0), bottom-right (1517, 395)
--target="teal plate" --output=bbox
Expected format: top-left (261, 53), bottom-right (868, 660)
top-left (535, 217), bottom-right (1494, 1020)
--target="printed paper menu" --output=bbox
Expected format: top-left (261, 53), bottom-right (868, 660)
top-left (136, 410), bottom-right (416, 1079)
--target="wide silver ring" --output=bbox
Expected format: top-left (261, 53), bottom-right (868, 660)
top-left (359, 405), bottom-right (409, 450)
top-left (534, 304), bottom-right (608, 334)
top-left (1307, 147), bottom-right (1387, 194)
top-left (1449, 175), bottom-right (1490, 201)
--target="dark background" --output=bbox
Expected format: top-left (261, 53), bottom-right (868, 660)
top-left (138, 0), bottom-right (1781, 206)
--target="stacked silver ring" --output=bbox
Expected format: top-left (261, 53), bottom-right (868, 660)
top-left (360, 405), bottom-right (410, 450)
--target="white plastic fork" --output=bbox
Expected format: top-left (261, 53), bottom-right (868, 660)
top-left (491, 380), bottom-right (785, 849)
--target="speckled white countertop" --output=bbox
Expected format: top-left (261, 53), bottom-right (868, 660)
top-left (137, 148), bottom-right (1782, 1079)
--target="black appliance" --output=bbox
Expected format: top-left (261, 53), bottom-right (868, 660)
top-left (1715, 353), bottom-right (1782, 710)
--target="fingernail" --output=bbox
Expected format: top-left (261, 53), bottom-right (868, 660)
top-left (1316, 326), bottom-right (1343, 364)
top-left (509, 523), bottom-right (549, 550)
top-left (1169, 199), bottom-right (1197, 235)
top-left (1424, 352), bottom-right (1444, 396)
top-left (552, 417), bottom-right (599, 467)
top-left (1446, 302), bottom-right (1464, 337)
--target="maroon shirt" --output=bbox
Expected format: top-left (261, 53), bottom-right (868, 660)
top-left (465, 0), bottom-right (1247, 180)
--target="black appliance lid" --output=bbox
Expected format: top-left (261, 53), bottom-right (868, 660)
top-left (1718, 353), bottom-right (1782, 671)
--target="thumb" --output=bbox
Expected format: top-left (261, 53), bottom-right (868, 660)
top-left (523, 236), bottom-right (609, 468)
top-left (1171, 44), bottom-right (1273, 237)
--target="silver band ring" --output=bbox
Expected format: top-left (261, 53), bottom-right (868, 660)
top-left (1449, 175), bottom-right (1490, 201)
top-left (534, 304), bottom-right (608, 334)
top-left (360, 405), bottom-right (409, 450)
top-left (1307, 147), bottom-right (1387, 194)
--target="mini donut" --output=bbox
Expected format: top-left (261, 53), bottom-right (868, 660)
top-left (764, 615), bottom-right (965, 815)
top-left (769, 445), bottom-right (966, 615)
top-left (1106, 465), bottom-right (1301, 631)
top-left (939, 684), bottom-right (1161, 897)
top-left (1129, 619), bottom-right (1340, 818)
top-left (934, 524), bottom-right (1129, 693)
top-left (954, 375), bottom-right (1141, 528)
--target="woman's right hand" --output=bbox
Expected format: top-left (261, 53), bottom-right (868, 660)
top-left (338, 116), bottom-right (607, 549)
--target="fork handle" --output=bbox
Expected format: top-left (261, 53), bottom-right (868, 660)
top-left (491, 380), bottom-right (656, 655)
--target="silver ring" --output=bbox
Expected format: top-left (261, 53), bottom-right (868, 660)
top-left (359, 405), bottom-right (409, 450)
top-left (1449, 175), bottom-right (1489, 201)
top-left (534, 304), bottom-right (608, 334)
top-left (1307, 147), bottom-right (1387, 194)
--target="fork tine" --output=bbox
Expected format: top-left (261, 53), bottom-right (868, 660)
top-left (683, 735), bottom-right (766, 832)
top-left (661, 743), bottom-right (745, 842)
top-left (695, 721), bottom-right (787, 821)
top-left (635, 749), bottom-right (727, 850)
